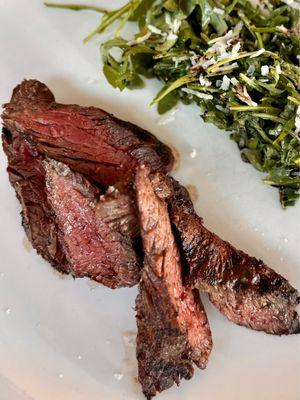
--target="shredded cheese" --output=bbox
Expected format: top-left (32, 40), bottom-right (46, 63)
top-left (220, 75), bottom-right (231, 91)
top-left (127, 32), bottom-right (151, 46)
top-left (295, 106), bottom-right (300, 134)
top-left (182, 88), bottom-right (213, 100)
top-left (213, 7), bottom-right (225, 15)
top-left (250, 48), bottom-right (266, 58)
top-left (148, 25), bottom-right (163, 35)
top-left (199, 75), bottom-right (212, 87)
top-left (261, 65), bottom-right (269, 76)
top-left (276, 64), bottom-right (282, 74)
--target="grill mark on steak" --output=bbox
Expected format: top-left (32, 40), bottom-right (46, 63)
top-left (152, 174), bottom-right (300, 335)
top-left (44, 159), bottom-right (140, 289)
top-left (2, 128), bottom-right (70, 273)
top-left (2, 80), bottom-right (174, 186)
top-left (135, 166), bottom-right (212, 399)
top-left (2, 79), bottom-right (299, 400)
top-left (2, 128), bottom-right (141, 288)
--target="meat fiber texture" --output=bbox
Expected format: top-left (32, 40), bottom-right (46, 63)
top-left (152, 173), bottom-right (300, 335)
top-left (2, 129), bottom-right (140, 288)
top-left (1, 79), bottom-right (175, 289)
top-left (2, 80), bottom-right (174, 186)
top-left (44, 159), bottom-right (140, 288)
top-left (95, 182), bottom-right (140, 239)
top-left (2, 81), bottom-right (299, 333)
top-left (2, 79), bottom-right (300, 400)
top-left (2, 128), bottom-right (70, 273)
top-left (135, 167), bottom-right (212, 399)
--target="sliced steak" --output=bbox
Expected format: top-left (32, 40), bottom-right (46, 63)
top-left (95, 182), bottom-right (139, 239)
top-left (44, 159), bottom-right (140, 288)
top-left (2, 80), bottom-right (174, 186)
top-left (135, 167), bottom-right (212, 399)
top-left (2, 128), bottom-right (70, 273)
top-left (152, 174), bottom-right (300, 335)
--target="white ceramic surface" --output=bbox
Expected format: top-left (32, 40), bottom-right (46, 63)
top-left (0, 1), bottom-right (299, 399)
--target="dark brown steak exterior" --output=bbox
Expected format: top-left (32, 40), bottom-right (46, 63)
top-left (2, 128), bottom-right (70, 273)
top-left (152, 174), bottom-right (300, 335)
top-left (135, 167), bottom-right (212, 399)
top-left (2, 80), bottom-right (174, 186)
top-left (44, 159), bottom-right (140, 288)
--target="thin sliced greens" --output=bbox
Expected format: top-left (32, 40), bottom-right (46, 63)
top-left (45, 0), bottom-right (300, 207)
top-left (44, 3), bottom-right (106, 12)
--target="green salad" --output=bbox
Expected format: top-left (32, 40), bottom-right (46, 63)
top-left (45, 0), bottom-right (300, 207)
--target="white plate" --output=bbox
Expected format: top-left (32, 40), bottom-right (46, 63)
top-left (0, 1), bottom-right (299, 399)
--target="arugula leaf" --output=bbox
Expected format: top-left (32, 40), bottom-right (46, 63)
top-left (130, 0), bottom-right (157, 20)
top-left (84, 0), bottom-right (146, 42)
top-left (48, 0), bottom-right (300, 207)
top-left (195, 0), bottom-right (228, 35)
top-left (152, 75), bottom-right (198, 104)
top-left (157, 91), bottom-right (179, 114)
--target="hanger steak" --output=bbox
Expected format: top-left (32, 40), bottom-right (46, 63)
top-left (2, 80), bottom-right (299, 399)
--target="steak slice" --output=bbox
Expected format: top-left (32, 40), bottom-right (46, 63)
top-left (2, 80), bottom-right (174, 186)
top-left (135, 167), bottom-right (212, 399)
top-left (152, 174), bottom-right (300, 335)
top-left (95, 182), bottom-right (139, 239)
top-left (44, 159), bottom-right (140, 288)
top-left (2, 128), bottom-right (70, 273)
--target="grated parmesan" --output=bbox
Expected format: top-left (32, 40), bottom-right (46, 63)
top-left (295, 106), bottom-right (300, 134)
top-left (148, 25), bottom-right (163, 35)
top-left (220, 75), bottom-right (231, 91)
top-left (246, 63), bottom-right (255, 75)
top-left (182, 88), bottom-right (213, 100)
top-left (250, 48), bottom-right (265, 58)
top-left (201, 58), bottom-right (216, 69)
top-left (231, 42), bottom-right (241, 57)
top-left (172, 55), bottom-right (189, 68)
top-left (189, 148), bottom-right (197, 158)
top-left (127, 32), bottom-right (151, 46)
top-left (281, 0), bottom-right (300, 8)
top-left (199, 75), bottom-right (212, 86)
top-left (172, 19), bottom-right (182, 33)
top-left (213, 6), bottom-right (225, 15)
top-left (276, 64), bottom-right (282, 74)
top-left (165, 12), bottom-right (171, 25)
top-left (167, 32), bottom-right (178, 41)
top-left (114, 373), bottom-right (124, 381)
top-left (214, 62), bottom-right (239, 73)
top-left (216, 105), bottom-right (228, 112)
top-left (157, 107), bottom-right (179, 126)
top-left (277, 25), bottom-right (288, 33)
top-left (261, 65), bottom-right (269, 76)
